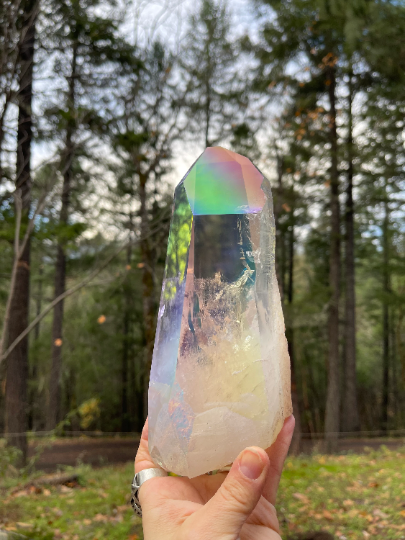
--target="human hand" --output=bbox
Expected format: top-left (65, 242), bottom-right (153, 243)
top-left (134, 415), bottom-right (295, 540)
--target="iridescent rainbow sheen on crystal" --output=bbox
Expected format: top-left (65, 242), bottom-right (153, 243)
top-left (148, 146), bottom-right (292, 478)
top-left (183, 147), bottom-right (265, 215)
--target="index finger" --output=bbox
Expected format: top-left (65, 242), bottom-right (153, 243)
top-left (135, 418), bottom-right (165, 474)
top-left (262, 415), bottom-right (295, 505)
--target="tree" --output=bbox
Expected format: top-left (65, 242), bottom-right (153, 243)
top-left (0, 0), bottom-right (24, 185)
top-left (342, 67), bottom-right (360, 432)
top-left (253, 0), bottom-right (386, 447)
top-left (41, 0), bottom-right (135, 429)
top-left (111, 41), bottom-right (185, 417)
top-left (4, 0), bottom-right (38, 464)
top-left (182, 0), bottom-right (242, 148)
top-left (360, 75), bottom-right (405, 431)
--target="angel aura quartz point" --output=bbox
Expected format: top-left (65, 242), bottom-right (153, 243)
top-left (148, 146), bottom-right (292, 478)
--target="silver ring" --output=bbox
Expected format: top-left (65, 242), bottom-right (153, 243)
top-left (130, 468), bottom-right (168, 516)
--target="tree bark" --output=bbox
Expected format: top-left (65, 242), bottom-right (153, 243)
top-left (286, 212), bottom-right (302, 455)
top-left (28, 262), bottom-right (43, 430)
top-left (121, 241), bottom-right (132, 432)
top-left (47, 42), bottom-right (78, 431)
top-left (139, 173), bottom-right (156, 420)
top-left (205, 78), bottom-right (211, 148)
top-left (5, 0), bottom-right (37, 465)
top-left (324, 65), bottom-right (341, 453)
top-left (381, 187), bottom-right (390, 431)
top-left (274, 152), bottom-right (284, 302)
top-left (342, 73), bottom-right (360, 432)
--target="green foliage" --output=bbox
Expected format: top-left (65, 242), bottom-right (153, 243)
top-left (181, 0), bottom-right (244, 146)
top-left (0, 440), bottom-right (22, 479)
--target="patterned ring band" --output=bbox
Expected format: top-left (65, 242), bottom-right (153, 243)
top-left (130, 468), bottom-right (169, 517)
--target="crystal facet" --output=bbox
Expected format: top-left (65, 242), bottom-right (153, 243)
top-left (148, 147), bottom-right (292, 478)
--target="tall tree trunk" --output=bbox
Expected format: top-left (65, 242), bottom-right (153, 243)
top-left (34, 264), bottom-right (43, 340)
top-left (139, 173), bottom-right (155, 420)
top-left (286, 210), bottom-right (302, 454)
top-left (28, 262), bottom-right (43, 430)
top-left (121, 241), bottom-right (132, 432)
top-left (47, 43), bottom-right (77, 431)
top-left (274, 152), bottom-right (284, 302)
top-left (342, 73), bottom-right (360, 432)
top-left (5, 0), bottom-right (37, 465)
top-left (381, 187), bottom-right (390, 431)
top-left (324, 65), bottom-right (341, 453)
top-left (205, 79), bottom-right (211, 148)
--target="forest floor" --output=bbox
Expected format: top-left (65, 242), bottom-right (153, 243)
top-left (0, 445), bottom-right (404, 540)
top-left (28, 435), bottom-right (405, 472)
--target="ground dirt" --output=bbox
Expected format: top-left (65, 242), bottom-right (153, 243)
top-left (28, 435), bottom-right (405, 472)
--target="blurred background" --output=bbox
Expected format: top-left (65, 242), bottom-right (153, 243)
top-left (0, 0), bottom-right (405, 540)
top-left (1, 0), bottom-right (405, 537)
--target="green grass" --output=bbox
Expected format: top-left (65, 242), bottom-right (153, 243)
top-left (0, 463), bottom-right (142, 540)
top-left (1, 447), bottom-right (404, 540)
top-left (278, 447), bottom-right (405, 539)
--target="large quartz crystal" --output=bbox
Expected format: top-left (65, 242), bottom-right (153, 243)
top-left (148, 147), bottom-right (292, 478)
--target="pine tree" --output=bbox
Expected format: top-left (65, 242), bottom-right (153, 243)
top-left (111, 41), bottom-right (185, 418)
top-left (4, 0), bottom-right (38, 464)
top-left (41, 0), bottom-right (134, 429)
top-left (360, 76), bottom-right (405, 431)
top-left (182, 0), bottom-right (242, 148)
top-left (254, 0), bottom-right (346, 449)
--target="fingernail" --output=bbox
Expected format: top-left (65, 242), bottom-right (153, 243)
top-left (239, 448), bottom-right (264, 480)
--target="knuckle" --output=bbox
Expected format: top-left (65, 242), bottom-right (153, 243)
top-left (181, 521), bottom-right (208, 540)
top-left (220, 477), bottom-right (248, 511)
top-left (253, 497), bottom-right (280, 532)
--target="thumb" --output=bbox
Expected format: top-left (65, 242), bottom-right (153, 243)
top-left (189, 447), bottom-right (269, 539)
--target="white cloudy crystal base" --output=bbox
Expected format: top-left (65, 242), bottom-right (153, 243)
top-left (149, 274), bottom-right (291, 478)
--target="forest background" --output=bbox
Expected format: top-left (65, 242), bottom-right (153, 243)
top-left (1, 0), bottom-right (405, 466)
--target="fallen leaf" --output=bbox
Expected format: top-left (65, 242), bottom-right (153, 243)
top-left (94, 513), bottom-right (108, 522)
top-left (292, 492), bottom-right (310, 504)
top-left (373, 508), bottom-right (388, 518)
top-left (13, 490), bottom-right (28, 498)
top-left (323, 510), bottom-right (333, 521)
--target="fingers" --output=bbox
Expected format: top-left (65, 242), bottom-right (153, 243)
top-left (134, 418), bottom-right (164, 473)
top-left (185, 446), bottom-right (269, 539)
top-left (262, 415), bottom-right (295, 505)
